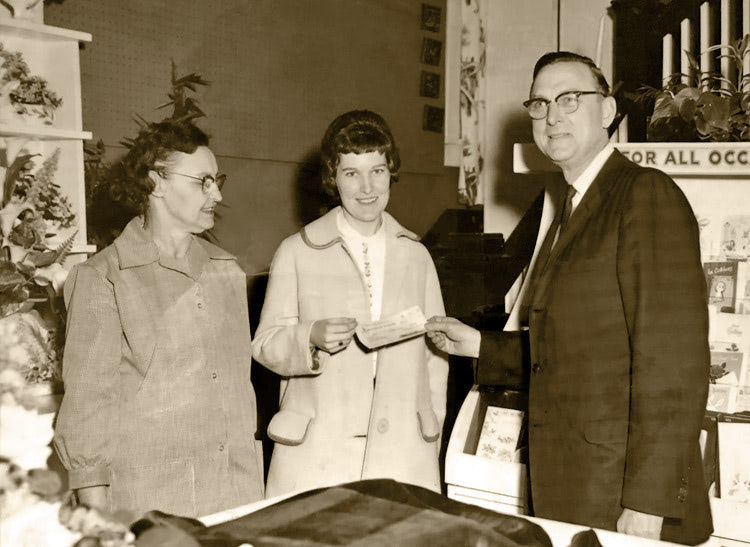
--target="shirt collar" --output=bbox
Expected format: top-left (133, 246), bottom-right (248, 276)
top-left (114, 217), bottom-right (235, 278)
top-left (336, 208), bottom-right (386, 243)
top-left (301, 206), bottom-right (419, 249)
top-left (568, 145), bottom-right (614, 200)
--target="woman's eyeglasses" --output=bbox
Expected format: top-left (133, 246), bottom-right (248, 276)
top-left (161, 171), bottom-right (227, 193)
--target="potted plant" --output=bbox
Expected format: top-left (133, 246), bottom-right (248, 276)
top-left (636, 34), bottom-right (749, 142)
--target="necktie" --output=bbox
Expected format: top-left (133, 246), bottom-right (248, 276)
top-left (518, 183), bottom-right (575, 326)
top-left (559, 184), bottom-right (577, 234)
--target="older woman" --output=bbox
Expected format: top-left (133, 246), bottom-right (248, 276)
top-left (252, 110), bottom-right (448, 497)
top-left (54, 121), bottom-right (264, 518)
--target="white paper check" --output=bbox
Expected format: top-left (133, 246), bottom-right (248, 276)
top-left (355, 306), bottom-right (427, 349)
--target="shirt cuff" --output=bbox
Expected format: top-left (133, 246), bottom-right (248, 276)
top-left (67, 465), bottom-right (110, 490)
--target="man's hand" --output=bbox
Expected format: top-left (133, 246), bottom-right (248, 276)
top-left (617, 508), bottom-right (663, 540)
top-left (310, 317), bottom-right (357, 354)
top-left (424, 316), bottom-right (481, 358)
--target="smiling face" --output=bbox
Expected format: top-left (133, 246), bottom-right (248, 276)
top-left (530, 61), bottom-right (616, 181)
top-left (335, 151), bottom-right (390, 235)
top-left (153, 145), bottom-right (222, 234)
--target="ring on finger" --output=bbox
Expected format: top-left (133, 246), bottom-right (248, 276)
top-left (339, 340), bottom-right (345, 347)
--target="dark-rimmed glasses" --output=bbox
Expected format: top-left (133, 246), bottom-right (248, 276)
top-left (523, 90), bottom-right (604, 120)
top-left (161, 171), bottom-right (227, 193)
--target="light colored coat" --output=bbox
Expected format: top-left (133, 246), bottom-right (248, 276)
top-left (253, 207), bottom-right (448, 498)
top-left (54, 218), bottom-right (264, 518)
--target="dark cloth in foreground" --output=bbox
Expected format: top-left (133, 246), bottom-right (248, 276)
top-left (132, 479), bottom-right (555, 546)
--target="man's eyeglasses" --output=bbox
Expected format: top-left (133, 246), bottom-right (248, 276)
top-left (161, 171), bottom-right (227, 193)
top-left (523, 90), bottom-right (604, 120)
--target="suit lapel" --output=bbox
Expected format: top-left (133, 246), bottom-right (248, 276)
top-left (532, 150), bottom-right (630, 303)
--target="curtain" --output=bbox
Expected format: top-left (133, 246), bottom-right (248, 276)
top-left (458, 0), bottom-right (486, 206)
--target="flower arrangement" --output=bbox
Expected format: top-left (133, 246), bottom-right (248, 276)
top-left (0, 41), bottom-right (63, 124)
top-left (1, 143), bottom-right (77, 389)
top-left (637, 34), bottom-right (750, 142)
top-left (1, 367), bottom-right (135, 546)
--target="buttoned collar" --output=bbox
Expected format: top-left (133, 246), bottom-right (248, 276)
top-left (301, 206), bottom-right (419, 249)
top-left (114, 217), bottom-right (235, 278)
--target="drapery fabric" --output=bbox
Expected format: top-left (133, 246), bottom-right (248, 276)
top-left (458, 0), bottom-right (486, 206)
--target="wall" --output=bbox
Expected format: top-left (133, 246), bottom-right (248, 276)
top-left (44, 0), bottom-right (459, 275)
top-left (481, 0), bottom-right (614, 238)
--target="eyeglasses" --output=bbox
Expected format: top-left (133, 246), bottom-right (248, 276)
top-left (523, 90), bottom-right (604, 119)
top-left (161, 171), bottom-right (226, 193)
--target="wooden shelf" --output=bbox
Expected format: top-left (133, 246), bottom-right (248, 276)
top-left (0, 124), bottom-right (92, 141)
top-left (0, 16), bottom-right (91, 42)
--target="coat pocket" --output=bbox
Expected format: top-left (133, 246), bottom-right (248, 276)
top-left (417, 409), bottom-right (440, 442)
top-left (267, 409), bottom-right (312, 446)
top-left (110, 459), bottom-right (196, 517)
top-left (583, 418), bottom-right (629, 445)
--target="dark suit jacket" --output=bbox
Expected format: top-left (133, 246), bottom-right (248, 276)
top-left (477, 151), bottom-right (712, 544)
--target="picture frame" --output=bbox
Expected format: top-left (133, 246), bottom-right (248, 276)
top-left (419, 71), bottom-right (440, 98)
top-left (422, 105), bottom-right (444, 133)
top-left (420, 4), bottom-right (441, 33)
top-left (421, 37), bottom-right (442, 66)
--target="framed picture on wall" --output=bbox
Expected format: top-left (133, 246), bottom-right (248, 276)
top-left (420, 71), bottom-right (440, 98)
top-left (422, 105), bottom-right (444, 133)
top-left (420, 4), bottom-right (441, 32)
top-left (421, 38), bottom-right (442, 66)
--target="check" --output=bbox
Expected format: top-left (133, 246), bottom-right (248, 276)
top-left (355, 306), bottom-right (427, 349)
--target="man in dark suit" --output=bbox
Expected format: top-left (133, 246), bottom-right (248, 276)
top-left (426, 51), bottom-right (712, 544)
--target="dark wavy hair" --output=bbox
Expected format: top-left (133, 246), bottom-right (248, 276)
top-left (320, 110), bottom-right (400, 197)
top-left (532, 51), bottom-right (611, 96)
top-left (109, 121), bottom-right (210, 216)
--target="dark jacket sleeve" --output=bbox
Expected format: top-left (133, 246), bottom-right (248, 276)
top-left (475, 330), bottom-right (530, 390)
top-left (616, 169), bottom-right (710, 518)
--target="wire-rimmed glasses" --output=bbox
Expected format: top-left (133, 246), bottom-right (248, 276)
top-left (161, 171), bottom-right (227, 193)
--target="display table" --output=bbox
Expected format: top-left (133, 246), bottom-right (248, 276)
top-left (193, 480), bottom-right (684, 547)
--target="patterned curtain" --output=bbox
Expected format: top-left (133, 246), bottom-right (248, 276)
top-left (458, 0), bottom-right (486, 206)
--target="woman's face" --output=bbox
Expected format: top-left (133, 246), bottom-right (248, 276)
top-left (157, 146), bottom-right (222, 234)
top-left (335, 151), bottom-right (390, 236)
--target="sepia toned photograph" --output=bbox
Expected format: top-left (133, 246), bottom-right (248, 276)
top-left (1, 0), bottom-right (749, 545)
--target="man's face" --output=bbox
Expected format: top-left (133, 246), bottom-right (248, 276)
top-left (530, 62), bottom-right (615, 180)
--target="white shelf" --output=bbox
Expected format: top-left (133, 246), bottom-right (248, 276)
top-left (0, 16), bottom-right (91, 42)
top-left (0, 124), bottom-right (92, 140)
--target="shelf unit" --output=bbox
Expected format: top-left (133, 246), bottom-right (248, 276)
top-left (0, 14), bottom-right (94, 261)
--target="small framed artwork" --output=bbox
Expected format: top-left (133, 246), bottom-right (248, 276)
top-left (420, 71), bottom-right (440, 98)
top-left (422, 105), bottom-right (444, 133)
top-left (421, 38), bottom-right (442, 66)
top-left (421, 4), bottom-right (441, 32)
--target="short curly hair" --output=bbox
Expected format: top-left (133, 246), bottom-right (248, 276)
top-left (320, 110), bottom-right (400, 196)
top-left (108, 120), bottom-right (210, 215)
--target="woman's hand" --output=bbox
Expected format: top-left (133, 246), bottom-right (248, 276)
top-left (310, 317), bottom-right (358, 354)
top-left (75, 485), bottom-right (108, 510)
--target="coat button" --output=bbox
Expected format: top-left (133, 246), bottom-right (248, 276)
top-left (377, 418), bottom-right (389, 433)
top-left (219, 443), bottom-right (225, 452)
top-left (677, 493), bottom-right (686, 503)
top-left (211, 372), bottom-right (218, 379)
top-left (531, 363), bottom-right (542, 373)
